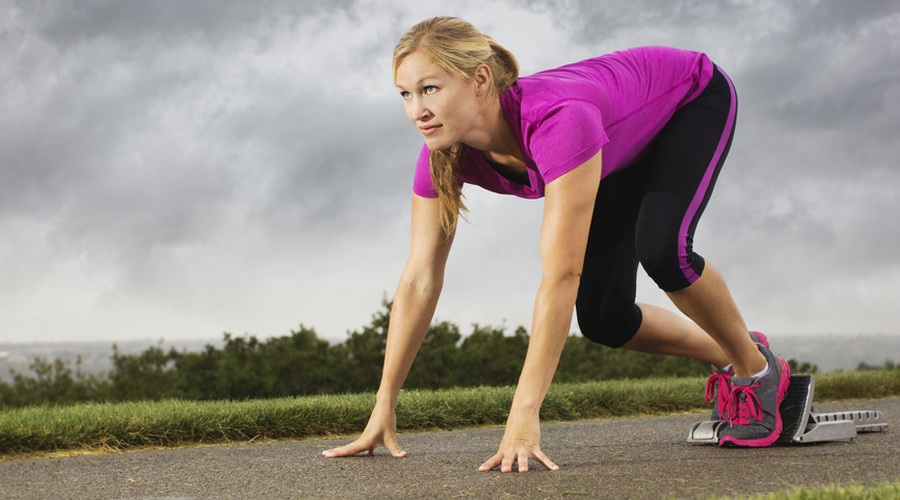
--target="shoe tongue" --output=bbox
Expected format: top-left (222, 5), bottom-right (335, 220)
top-left (731, 375), bottom-right (756, 387)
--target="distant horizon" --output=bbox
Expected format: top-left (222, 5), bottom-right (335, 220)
top-left (0, 330), bottom-right (900, 346)
top-left (3, 330), bottom-right (899, 348)
top-left (2, 332), bottom-right (897, 377)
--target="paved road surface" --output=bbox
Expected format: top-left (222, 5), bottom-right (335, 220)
top-left (2, 398), bottom-right (897, 499)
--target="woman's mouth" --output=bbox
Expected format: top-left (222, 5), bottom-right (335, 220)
top-left (419, 124), bottom-right (442, 136)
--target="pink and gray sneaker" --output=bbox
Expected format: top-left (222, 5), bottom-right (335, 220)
top-left (705, 331), bottom-right (769, 421)
top-left (717, 343), bottom-right (791, 447)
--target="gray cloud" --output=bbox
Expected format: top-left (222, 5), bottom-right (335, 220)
top-left (20, 0), bottom-right (358, 44)
top-left (1, 0), bottom-right (898, 342)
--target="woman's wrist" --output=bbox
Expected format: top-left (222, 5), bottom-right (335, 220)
top-left (375, 388), bottom-right (399, 407)
top-left (509, 388), bottom-right (544, 417)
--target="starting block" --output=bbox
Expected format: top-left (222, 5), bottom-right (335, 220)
top-left (688, 375), bottom-right (888, 445)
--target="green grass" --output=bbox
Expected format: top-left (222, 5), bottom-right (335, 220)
top-left (708, 480), bottom-right (900, 499)
top-left (1, 370), bottom-right (897, 457)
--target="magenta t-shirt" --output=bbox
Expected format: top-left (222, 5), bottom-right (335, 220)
top-left (413, 46), bottom-right (715, 199)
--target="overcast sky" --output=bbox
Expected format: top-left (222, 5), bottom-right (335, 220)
top-left (2, 0), bottom-right (899, 346)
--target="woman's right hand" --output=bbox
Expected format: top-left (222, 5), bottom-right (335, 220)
top-left (321, 402), bottom-right (408, 458)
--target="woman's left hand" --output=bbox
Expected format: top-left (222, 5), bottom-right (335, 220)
top-left (478, 411), bottom-right (560, 472)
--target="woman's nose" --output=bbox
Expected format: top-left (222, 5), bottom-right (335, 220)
top-left (411, 99), bottom-right (431, 121)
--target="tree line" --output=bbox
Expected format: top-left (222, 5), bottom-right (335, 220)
top-left (0, 301), bottom-right (855, 409)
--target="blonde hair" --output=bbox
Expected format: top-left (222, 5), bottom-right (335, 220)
top-left (393, 17), bottom-right (519, 235)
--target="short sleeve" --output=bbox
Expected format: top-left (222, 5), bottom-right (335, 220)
top-left (527, 99), bottom-right (608, 184)
top-left (412, 144), bottom-right (438, 198)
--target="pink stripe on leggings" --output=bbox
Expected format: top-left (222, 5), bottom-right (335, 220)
top-left (678, 71), bottom-right (737, 283)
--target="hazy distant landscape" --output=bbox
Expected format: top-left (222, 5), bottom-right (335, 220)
top-left (1, 333), bottom-right (896, 383)
top-left (0, 338), bottom-right (221, 382)
top-left (773, 333), bottom-right (900, 372)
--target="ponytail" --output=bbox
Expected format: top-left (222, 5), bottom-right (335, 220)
top-left (484, 36), bottom-right (519, 94)
top-left (429, 144), bottom-right (467, 234)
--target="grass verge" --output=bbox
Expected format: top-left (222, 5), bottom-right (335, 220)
top-left (1, 370), bottom-right (897, 457)
top-left (708, 480), bottom-right (900, 499)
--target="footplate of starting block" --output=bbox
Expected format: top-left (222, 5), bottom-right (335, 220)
top-left (687, 420), bottom-right (727, 444)
top-left (688, 375), bottom-right (888, 445)
top-left (813, 410), bottom-right (888, 433)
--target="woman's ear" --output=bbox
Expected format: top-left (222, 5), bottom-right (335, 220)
top-left (473, 63), bottom-right (494, 97)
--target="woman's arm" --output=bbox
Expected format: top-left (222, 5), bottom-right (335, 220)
top-left (479, 150), bottom-right (602, 472)
top-left (323, 194), bottom-right (454, 458)
top-left (377, 194), bottom-right (455, 405)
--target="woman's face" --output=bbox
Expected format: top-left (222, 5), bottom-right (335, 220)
top-left (395, 50), bottom-right (482, 151)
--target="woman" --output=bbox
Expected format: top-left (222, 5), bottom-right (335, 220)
top-left (323, 17), bottom-right (790, 472)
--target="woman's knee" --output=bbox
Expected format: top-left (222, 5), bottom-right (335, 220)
top-left (635, 194), bottom-right (704, 292)
top-left (639, 247), bottom-right (704, 293)
top-left (576, 304), bottom-right (643, 348)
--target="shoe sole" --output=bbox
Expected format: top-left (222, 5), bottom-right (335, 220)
top-left (718, 357), bottom-right (791, 447)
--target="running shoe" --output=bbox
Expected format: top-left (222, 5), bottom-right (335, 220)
top-left (718, 343), bottom-right (791, 447)
top-left (706, 331), bottom-right (769, 421)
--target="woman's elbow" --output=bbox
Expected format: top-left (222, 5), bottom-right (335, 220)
top-left (398, 271), bottom-right (444, 295)
top-left (541, 268), bottom-right (583, 289)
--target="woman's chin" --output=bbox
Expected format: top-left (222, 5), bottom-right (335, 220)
top-left (423, 135), bottom-right (454, 151)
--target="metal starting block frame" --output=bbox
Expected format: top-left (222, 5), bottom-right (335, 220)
top-left (688, 375), bottom-right (888, 445)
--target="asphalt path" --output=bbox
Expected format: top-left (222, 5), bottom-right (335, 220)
top-left (2, 398), bottom-right (897, 499)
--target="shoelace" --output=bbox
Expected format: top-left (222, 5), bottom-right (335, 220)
top-left (705, 371), bottom-right (732, 418)
top-left (727, 384), bottom-right (763, 426)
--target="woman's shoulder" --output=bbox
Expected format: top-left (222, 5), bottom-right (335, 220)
top-left (530, 46), bottom-right (709, 74)
top-left (503, 62), bottom-right (605, 123)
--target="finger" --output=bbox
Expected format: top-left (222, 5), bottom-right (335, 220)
top-left (501, 454), bottom-right (516, 473)
top-left (518, 452), bottom-right (529, 473)
top-left (478, 452), bottom-right (502, 472)
top-left (383, 435), bottom-right (409, 458)
top-left (532, 449), bottom-right (560, 471)
top-left (322, 441), bottom-right (371, 458)
top-left (322, 445), bottom-right (356, 458)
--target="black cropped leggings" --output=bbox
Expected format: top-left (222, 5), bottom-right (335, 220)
top-left (576, 66), bottom-right (738, 348)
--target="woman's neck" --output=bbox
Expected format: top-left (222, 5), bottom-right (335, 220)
top-left (462, 94), bottom-right (523, 165)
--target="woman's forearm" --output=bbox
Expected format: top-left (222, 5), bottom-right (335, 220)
top-left (508, 151), bottom-right (602, 417)
top-left (375, 276), bottom-right (443, 406)
top-left (509, 275), bottom-right (580, 415)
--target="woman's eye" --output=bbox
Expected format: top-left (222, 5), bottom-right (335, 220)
top-left (399, 87), bottom-right (436, 100)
